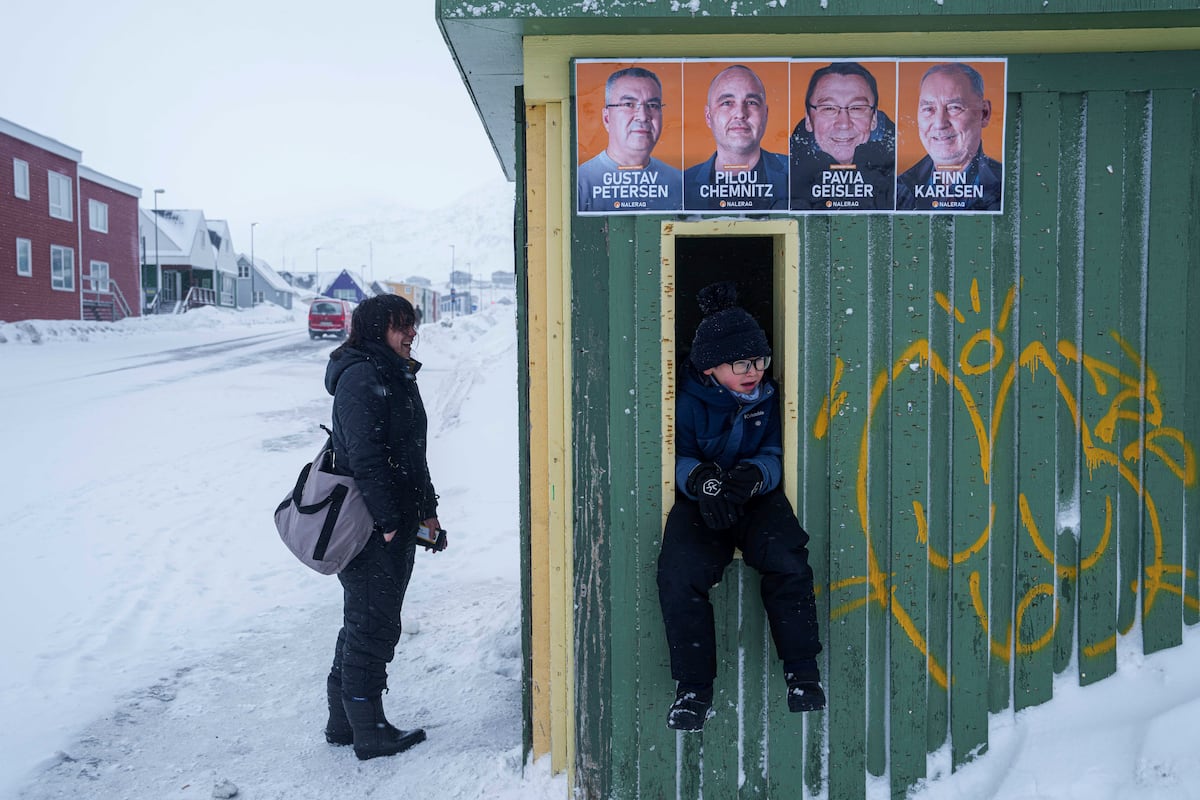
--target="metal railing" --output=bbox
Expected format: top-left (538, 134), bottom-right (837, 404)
top-left (179, 285), bottom-right (217, 312)
top-left (81, 278), bottom-right (134, 321)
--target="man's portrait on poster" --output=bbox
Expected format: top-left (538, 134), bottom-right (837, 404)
top-left (577, 66), bottom-right (683, 214)
top-left (683, 64), bottom-right (788, 212)
top-left (789, 61), bottom-right (896, 212)
top-left (896, 61), bottom-right (1003, 212)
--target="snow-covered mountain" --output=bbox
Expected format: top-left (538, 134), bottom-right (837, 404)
top-left (265, 178), bottom-right (516, 286)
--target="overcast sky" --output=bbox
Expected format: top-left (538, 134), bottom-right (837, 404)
top-left (2, 0), bottom-right (508, 271)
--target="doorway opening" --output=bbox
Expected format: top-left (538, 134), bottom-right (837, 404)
top-left (674, 236), bottom-right (775, 370)
top-left (659, 219), bottom-right (800, 509)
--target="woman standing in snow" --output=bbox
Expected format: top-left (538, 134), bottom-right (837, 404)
top-left (321, 294), bottom-right (443, 760)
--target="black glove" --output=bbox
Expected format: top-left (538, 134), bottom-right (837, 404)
top-left (687, 463), bottom-right (740, 530)
top-left (686, 462), bottom-right (723, 497)
top-left (721, 462), bottom-right (764, 505)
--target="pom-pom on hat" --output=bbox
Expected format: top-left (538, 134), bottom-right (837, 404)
top-left (689, 281), bottom-right (771, 371)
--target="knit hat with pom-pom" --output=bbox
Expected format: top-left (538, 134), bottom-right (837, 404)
top-left (689, 281), bottom-right (771, 371)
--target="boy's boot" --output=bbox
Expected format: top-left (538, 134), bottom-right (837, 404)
top-left (785, 669), bottom-right (826, 712)
top-left (666, 683), bottom-right (714, 732)
top-left (324, 676), bottom-right (354, 745)
top-left (343, 695), bottom-right (426, 760)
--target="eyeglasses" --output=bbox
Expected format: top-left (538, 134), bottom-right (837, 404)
top-left (729, 356), bottom-right (771, 375)
top-left (605, 100), bottom-right (665, 113)
top-left (809, 103), bottom-right (875, 120)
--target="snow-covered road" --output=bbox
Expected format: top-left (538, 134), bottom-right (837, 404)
top-left (1, 305), bottom-right (563, 799)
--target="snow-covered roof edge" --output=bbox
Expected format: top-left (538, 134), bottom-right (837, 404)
top-left (79, 166), bottom-right (141, 198)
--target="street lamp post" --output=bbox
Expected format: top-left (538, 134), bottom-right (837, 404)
top-left (250, 222), bottom-right (258, 306)
top-left (153, 188), bottom-right (164, 310)
top-left (315, 247), bottom-right (323, 296)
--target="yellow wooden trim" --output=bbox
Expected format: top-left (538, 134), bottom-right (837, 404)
top-left (777, 228), bottom-right (801, 501)
top-left (660, 220), bottom-right (802, 525)
top-left (524, 100), bottom-right (576, 787)
top-left (542, 100), bottom-right (575, 779)
top-left (522, 28), bottom-right (1200, 101)
top-left (557, 104), bottom-right (578, 788)
top-left (660, 226), bottom-right (678, 531)
top-left (524, 104), bottom-right (553, 763)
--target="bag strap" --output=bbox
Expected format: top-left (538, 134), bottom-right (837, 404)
top-left (275, 461), bottom-right (316, 516)
top-left (311, 484), bottom-right (349, 561)
top-left (319, 423), bottom-right (337, 472)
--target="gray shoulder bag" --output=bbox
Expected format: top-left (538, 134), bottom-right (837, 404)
top-left (274, 431), bottom-right (375, 574)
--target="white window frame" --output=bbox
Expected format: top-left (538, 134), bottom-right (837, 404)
top-left (16, 238), bottom-right (32, 276)
top-left (89, 260), bottom-right (110, 292)
top-left (88, 198), bottom-right (109, 233)
top-left (48, 172), bottom-right (73, 221)
top-left (50, 245), bottom-right (74, 291)
top-left (13, 159), bottom-right (30, 200)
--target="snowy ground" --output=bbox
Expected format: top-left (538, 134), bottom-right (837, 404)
top-left (1, 303), bottom-right (563, 800)
top-left (4, 303), bottom-right (1200, 800)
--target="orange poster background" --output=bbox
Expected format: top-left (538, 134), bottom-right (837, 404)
top-left (895, 60), bottom-right (1007, 175)
top-left (680, 60), bottom-right (792, 170)
top-left (576, 60), bottom-right (685, 170)
top-left (789, 60), bottom-right (898, 134)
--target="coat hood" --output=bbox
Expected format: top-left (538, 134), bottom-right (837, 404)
top-left (324, 342), bottom-right (421, 396)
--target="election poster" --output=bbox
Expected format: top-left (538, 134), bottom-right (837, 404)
top-left (680, 60), bottom-right (791, 213)
top-left (895, 59), bottom-right (1007, 212)
top-left (789, 60), bottom-right (898, 213)
top-left (574, 57), bottom-right (1007, 216)
top-left (576, 60), bottom-right (684, 213)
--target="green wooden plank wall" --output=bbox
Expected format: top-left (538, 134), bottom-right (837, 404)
top-left (566, 54), bottom-right (1200, 799)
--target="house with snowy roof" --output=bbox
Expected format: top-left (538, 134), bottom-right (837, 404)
top-left (380, 279), bottom-right (441, 324)
top-left (140, 209), bottom-right (239, 312)
top-left (236, 253), bottom-right (295, 310)
top-left (319, 269), bottom-right (374, 303)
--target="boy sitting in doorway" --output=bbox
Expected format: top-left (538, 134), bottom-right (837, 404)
top-left (658, 281), bottom-right (825, 731)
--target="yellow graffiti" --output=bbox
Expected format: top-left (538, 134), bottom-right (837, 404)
top-left (918, 500), bottom-right (992, 569)
top-left (813, 357), bottom-right (848, 441)
top-left (816, 280), bottom-right (1198, 690)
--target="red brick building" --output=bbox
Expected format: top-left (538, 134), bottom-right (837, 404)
top-left (1, 116), bottom-right (141, 322)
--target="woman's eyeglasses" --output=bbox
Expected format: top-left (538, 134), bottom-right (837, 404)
top-left (729, 356), bottom-right (771, 375)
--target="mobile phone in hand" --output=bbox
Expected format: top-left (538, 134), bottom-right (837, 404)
top-left (416, 525), bottom-right (448, 552)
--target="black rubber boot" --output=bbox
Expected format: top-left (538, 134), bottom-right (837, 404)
top-left (666, 683), bottom-right (714, 732)
top-left (785, 670), bottom-right (826, 712)
top-left (343, 695), bottom-right (426, 760)
top-left (325, 676), bottom-right (354, 746)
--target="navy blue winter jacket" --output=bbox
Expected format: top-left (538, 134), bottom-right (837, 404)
top-left (674, 362), bottom-right (784, 500)
top-left (324, 341), bottom-right (438, 535)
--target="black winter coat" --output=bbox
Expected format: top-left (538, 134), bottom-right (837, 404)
top-left (324, 341), bottom-right (438, 535)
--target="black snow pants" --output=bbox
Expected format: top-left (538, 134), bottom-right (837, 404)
top-left (657, 489), bottom-right (822, 686)
top-left (329, 529), bottom-right (418, 699)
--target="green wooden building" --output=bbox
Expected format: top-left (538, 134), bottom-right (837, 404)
top-left (437, 3), bottom-right (1200, 798)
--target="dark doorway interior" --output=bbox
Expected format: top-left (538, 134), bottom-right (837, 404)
top-left (674, 236), bottom-right (775, 370)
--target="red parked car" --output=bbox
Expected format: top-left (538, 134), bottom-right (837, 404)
top-left (308, 298), bottom-right (354, 340)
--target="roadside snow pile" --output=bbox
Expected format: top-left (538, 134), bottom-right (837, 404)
top-left (0, 303), bottom-right (298, 345)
